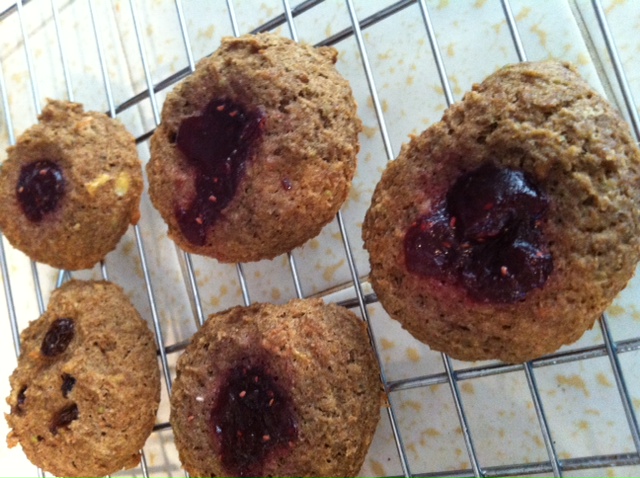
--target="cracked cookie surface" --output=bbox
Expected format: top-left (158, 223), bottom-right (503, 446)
top-left (0, 100), bottom-right (143, 270)
top-left (363, 61), bottom-right (640, 363)
top-left (5, 280), bottom-right (160, 477)
top-left (147, 33), bottom-right (361, 262)
top-left (170, 299), bottom-right (381, 477)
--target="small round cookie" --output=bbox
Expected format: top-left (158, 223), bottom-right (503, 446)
top-left (0, 99), bottom-right (143, 270)
top-left (5, 280), bottom-right (161, 477)
top-left (363, 61), bottom-right (640, 363)
top-left (170, 299), bottom-right (381, 477)
top-left (147, 32), bottom-right (361, 262)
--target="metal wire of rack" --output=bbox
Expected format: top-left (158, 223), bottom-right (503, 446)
top-left (0, 1), bottom-right (639, 477)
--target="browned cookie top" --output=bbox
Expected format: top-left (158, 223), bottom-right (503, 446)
top-left (363, 61), bottom-right (640, 363)
top-left (0, 99), bottom-right (143, 270)
top-left (170, 299), bottom-right (381, 477)
top-left (5, 280), bottom-right (160, 477)
top-left (147, 32), bottom-right (361, 262)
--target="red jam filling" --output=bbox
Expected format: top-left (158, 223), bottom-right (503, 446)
top-left (404, 163), bottom-right (553, 303)
top-left (210, 362), bottom-right (297, 477)
top-left (174, 98), bottom-right (265, 245)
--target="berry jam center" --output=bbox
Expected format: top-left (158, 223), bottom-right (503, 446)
top-left (210, 363), bottom-right (297, 477)
top-left (404, 163), bottom-right (553, 303)
top-left (17, 160), bottom-right (65, 222)
top-left (41, 318), bottom-right (75, 357)
top-left (175, 98), bottom-right (265, 246)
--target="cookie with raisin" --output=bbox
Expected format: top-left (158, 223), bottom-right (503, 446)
top-left (170, 299), bottom-right (381, 477)
top-left (0, 99), bottom-right (143, 270)
top-left (363, 61), bottom-right (640, 363)
top-left (147, 32), bottom-right (361, 262)
top-left (5, 280), bottom-right (160, 477)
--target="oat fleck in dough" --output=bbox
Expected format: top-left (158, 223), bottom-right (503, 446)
top-left (363, 61), bottom-right (640, 364)
top-left (170, 299), bottom-right (381, 477)
top-left (5, 280), bottom-right (160, 477)
top-left (0, 99), bottom-right (143, 270)
top-left (147, 33), bottom-right (361, 262)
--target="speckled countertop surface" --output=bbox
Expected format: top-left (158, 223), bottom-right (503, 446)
top-left (0, 1), bottom-right (639, 477)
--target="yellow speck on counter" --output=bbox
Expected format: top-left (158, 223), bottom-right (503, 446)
top-left (461, 382), bottom-right (475, 395)
top-left (516, 6), bottom-right (531, 21)
top-left (474, 0), bottom-right (488, 7)
top-left (220, 285), bottom-right (229, 296)
top-left (607, 303), bottom-right (625, 317)
top-left (596, 372), bottom-right (613, 387)
top-left (406, 347), bottom-right (420, 362)
top-left (323, 259), bottom-right (345, 282)
top-left (362, 125), bottom-right (377, 138)
top-left (381, 338), bottom-right (395, 350)
top-left (369, 460), bottom-right (386, 476)
top-left (401, 400), bottom-right (422, 412)
top-left (271, 288), bottom-right (281, 301)
top-left (447, 43), bottom-right (455, 57)
top-left (530, 23), bottom-right (548, 48)
top-left (556, 374), bottom-right (590, 397)
top-left (577, 419), bottom-right (590, 431)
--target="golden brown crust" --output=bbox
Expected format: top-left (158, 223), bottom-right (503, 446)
top-left (170, 299), bottom-right (381, 477)
top-left (0, 100), bottom-right (143, 270)
top-left (147, 33), bottom-right (361, 262)
top-left (363, 61), bottom-right (640, 363)
top-left (5, 280), bottom-right (160, 477)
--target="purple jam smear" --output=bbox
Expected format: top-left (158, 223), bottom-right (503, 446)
top-left (61, 374), bottom-right (76, 398)
top-left (17, 160), bottom-right (65, 222)
top-left (175, 98), bottom-right (265, 246)
top-left (210, 363), bottom-right (298, 477)
top-left (49, 403), bottom-right (78, 435)
top-left (404, 163), bottom-right (553, 303)
top-left (41, 318), bottom-right (75, 357)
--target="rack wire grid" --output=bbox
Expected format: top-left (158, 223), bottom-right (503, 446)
top-left (0, 0), bottom-right (639, 477)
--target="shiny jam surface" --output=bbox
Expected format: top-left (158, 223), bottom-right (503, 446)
top-left (404, 163), bottom-right (553, 303)
top-left (175, 98), bottom-right (264, 245)
top-left (210, 363), bottom-right (297, 477)
top-left (17, 160), bottom-right (65, 222)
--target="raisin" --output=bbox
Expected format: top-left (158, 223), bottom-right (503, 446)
top-left (50, 403), bottom-right (78, 435)
top-left (41, 318), bottom-right (75, 357)
top-left (61, 374), bottom-right (76, 398)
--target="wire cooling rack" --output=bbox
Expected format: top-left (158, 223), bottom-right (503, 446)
top-left (1, 1), bottom-right (639, 477)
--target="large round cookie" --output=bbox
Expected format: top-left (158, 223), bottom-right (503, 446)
top-left (363, 61), bottom-right (640, 364)
top-left (147, 32), bottom-right (361, 262)
top-left (0, 99), bottom-right (143, 270)
top-left (170, 299), bottom-right (381, 477)
top-left (5, 280), bottom-right (161, 477)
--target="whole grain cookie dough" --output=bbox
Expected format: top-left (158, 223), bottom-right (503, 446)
top-left (0, 99), bottom-right (143, 270)
top-left (363, 61), bottom-right (640, 363)
top-left (5, 280), bottom-right (161, 477)
top-left (147, 32), bottom-right (361, 262)
top-left (170, 299), bottom-right (381, 477)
